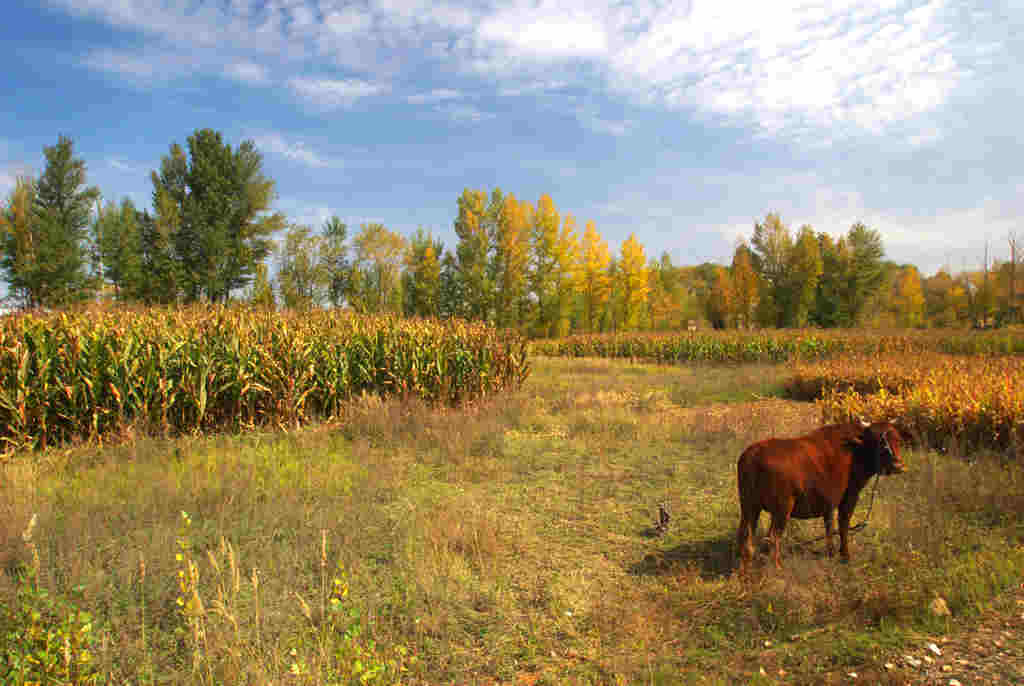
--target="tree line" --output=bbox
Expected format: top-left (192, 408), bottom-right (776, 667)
top-left (2, 131), bottom-right (1021, 333)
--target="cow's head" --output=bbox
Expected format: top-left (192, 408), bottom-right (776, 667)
top-left (856, 422), bottom-right (906, 476)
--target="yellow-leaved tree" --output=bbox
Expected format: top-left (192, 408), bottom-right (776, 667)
top-left (552, 213), bottom-right (581, 336)
top-left (493, 193), bottom-right (532, 329)
top-left (578, 220), bottom-right (612, 332)
top-left (893, 265), bottom-right (925, 328)
top-left (617, 233), bottom-right (650, 330)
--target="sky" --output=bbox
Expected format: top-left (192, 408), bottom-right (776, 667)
top-left (2, 0), bottom-right (1022, 277)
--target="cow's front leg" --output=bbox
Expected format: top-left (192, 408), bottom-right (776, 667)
top-left (823, 508), bottom-right (836, 558)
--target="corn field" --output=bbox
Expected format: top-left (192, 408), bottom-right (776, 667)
top-left (801, 353), bottom-right (1024, 456)
top-left (531, 328), bottom-right (1024, 364)
top-left (0, 305), bottom-right (530, 454)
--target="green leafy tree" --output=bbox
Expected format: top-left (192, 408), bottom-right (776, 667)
top-left (151, 129), bottom-right (285, 302)
top-left (781, 225), bottom-right (822, 326)
top-left (350, 223), bottom-right (407, 314)
top-left (94, 197), bottom-right (143, 301)
top-left (529, 193), bottom-right (561, 336)
top-left (0, 177), bottom-right (39, 308)
top-left (454, 188), bottom-right (492, 321)
top-left (750, 212), bottom-right (792, 327)
top-left (843, 222), bottom-right (886, 324)
top-left (321, 216), bottom-right (350, 307)
top-left (277, 224), bottom-right (327, 311)
top-left (1, 136), bottom-right (100, 307)
top-left (438, 250), bottom-right (462, 319)
top-left (404, 227), bottom-right (442, 317)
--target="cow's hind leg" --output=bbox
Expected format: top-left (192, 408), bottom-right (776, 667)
top-left (737, 506), bottom-right (760, 575)
top-left (768, 497), bottom-right (794, 569)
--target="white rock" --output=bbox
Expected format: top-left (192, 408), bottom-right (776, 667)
top-left (847, 672), bottom-right (857, 679)
top-left (905, 655), bottom-right (922, 667)
top-left (884, 662), bottom-right (895, 670)
top-left (927, 642), bottom-right (942, 656)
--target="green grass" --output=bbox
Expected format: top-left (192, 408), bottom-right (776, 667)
top-left (1, 356), bottom-right (1022, 685)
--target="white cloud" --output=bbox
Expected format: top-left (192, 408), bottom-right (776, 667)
top-left (51, 0), bottom-right (1013, 144)
top-left (253, 133), bottom-right (335, 168)
top-left (288, 76), bottom-right (388, 108)
top-left (224, 61), bottom-right (269, 84)
top-left (477, 5), bottom-right (609, 59)
top-left (406, 88), bottom-right (462, 104)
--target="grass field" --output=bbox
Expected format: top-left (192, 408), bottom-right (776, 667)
top-left (2, 356), bottom-right (1023, 685)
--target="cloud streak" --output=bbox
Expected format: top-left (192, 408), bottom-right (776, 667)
top-left (52, 0), bottom-right (1011, 144)
top-left (252, 133), bottom-right (336, 168)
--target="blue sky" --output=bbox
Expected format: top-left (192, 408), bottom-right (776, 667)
top-left (2, 0), bottom-right (1021, 276)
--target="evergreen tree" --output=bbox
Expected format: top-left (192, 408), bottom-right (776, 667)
top-left (843, 222), bottom-right (886, 325)
top-left (151, 129), bottom-right (285, 303)
top-left (1, 136), bottom-right (100, 307)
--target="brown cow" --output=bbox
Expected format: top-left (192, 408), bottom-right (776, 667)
top-left (736, 421), bottom-right (906, 573)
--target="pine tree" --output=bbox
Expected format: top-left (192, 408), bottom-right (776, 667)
top-left (1, 136), bottom-right (100, 307)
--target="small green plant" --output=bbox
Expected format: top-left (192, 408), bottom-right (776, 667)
top-left (0, 514), bottom-right (103, 685)
top-left (289, 530), bottom-right (415, 684)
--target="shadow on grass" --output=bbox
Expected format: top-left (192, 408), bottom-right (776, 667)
top-left (630, 533), bottom-right (737, 580)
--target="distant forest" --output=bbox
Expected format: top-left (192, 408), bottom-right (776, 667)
top-left (2, 130), bottom-right (1021, 334)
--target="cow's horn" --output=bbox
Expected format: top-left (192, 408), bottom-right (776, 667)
top-left (859, 418), bottom-right (870, 428)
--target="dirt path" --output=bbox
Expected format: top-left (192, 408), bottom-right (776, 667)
top-left (857, 583), bottom-right (1024, 685)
